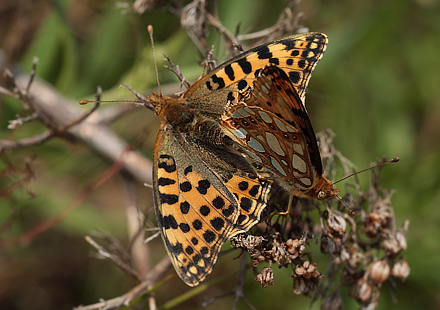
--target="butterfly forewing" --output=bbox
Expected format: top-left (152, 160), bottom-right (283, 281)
top-left (184, 32), bottom-right (328, 115)
top-left (153, 124), bottom-right (270, 286)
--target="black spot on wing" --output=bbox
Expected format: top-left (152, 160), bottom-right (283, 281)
top-left (237, 58), bottom-right (252, 74)
top-left (238, 181), bottom-right (249, 191)
top-left (240, 197), bottom-right (253, 212)
top-left (185, 246), bottom-right (194, 255)
top-left (180, 223), bottom-right (190, 233)
top-left (162, 214), bottom-right (178, 229)
top-left (180, 201), bottom-right (190, 214)
top-left (184, 165), bottom-right (193, 175)
top-left (210, 217), bottom-right (225, 231)
top-left (249, 185), bottom-right (260, 197)
top-left (211, 74), bottom-right (226, 90)
top-left (257, 46), bottom-right (273, 59)
top-left (180, 181), bottom-right (192, 192)
top-left (237, 80), bottom-right (248, 91)
top-left (158, 177), bottom-right (175, 186)
top-left (193, 219), bottom-right (202, 230)
top-left (160, 193), bottom-right (178, 205)
top-left (196, 180), bottom-right (211, 195)
top-left (212, 196), bottom-right (225, 209)
top-left (269, 58), bottom-right (279, 65)
top-left (224, 64), bottom-right (235, 81)
top-left (158, 155), bottom-right (176, 173)
top-left (170, 242), bottom-right (183, 255)
top-left (200, 205), bottom-right (210, 216)
top-left (301, 50), bottom-right (311, 58)
top-left (289, 71), bottom-right (301, 84)
top-left (237, 214), bottom-right (247, 224)
top-left (222, 204), bottom-right (235, 217)
top-left (203, 230), bottom-right (216, 243)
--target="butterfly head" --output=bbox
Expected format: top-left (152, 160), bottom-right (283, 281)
top-left (314, 176), bottom-right (340, 201)
top-left (148, 91), bottom-right (165, 115)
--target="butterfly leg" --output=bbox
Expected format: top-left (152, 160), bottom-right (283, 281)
top-left (268, 194), bottom-right (294, 223)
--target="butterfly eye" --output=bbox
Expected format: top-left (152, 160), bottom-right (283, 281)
top-left (317, 190), bottom-right (327, 200)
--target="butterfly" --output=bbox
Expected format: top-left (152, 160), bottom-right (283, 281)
top-left (148, 32), bottom-right (328, 286)
top-left (222, 63), bottom-right (340, 201)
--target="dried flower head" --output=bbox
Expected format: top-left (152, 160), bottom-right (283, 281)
top-left (292, 262), bottom-right (322, 296)
top-left (255, 267), bottom-right (274, 288)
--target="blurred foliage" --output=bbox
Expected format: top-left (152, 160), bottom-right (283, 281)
top-left (1, 0), bottom-right (440, 309)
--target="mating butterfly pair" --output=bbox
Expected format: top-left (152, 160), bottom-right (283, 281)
top-left (148, 32), bottom-right (338, 286)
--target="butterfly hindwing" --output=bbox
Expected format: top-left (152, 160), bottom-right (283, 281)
top-left (222, 64), bottom-right (324, 193)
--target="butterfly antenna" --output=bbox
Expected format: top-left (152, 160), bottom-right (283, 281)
top-left (148, 25), bottom-right (161, 96)
top-left (333, 157), bottom-right (400, 186)
top-left (335, 195), bottom-right (356, 216)
top-left (332, 157), bottom-right (399, 216)
top-left (79, 99), bottom-right (142, 105)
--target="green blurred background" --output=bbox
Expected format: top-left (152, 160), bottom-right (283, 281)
top-left (1, 0), bottom-right (439, 309)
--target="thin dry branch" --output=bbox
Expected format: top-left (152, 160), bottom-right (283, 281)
top-left (1, 70), bottom-right (153, 185)
top-left (74, 256), bottom-right (172, 310)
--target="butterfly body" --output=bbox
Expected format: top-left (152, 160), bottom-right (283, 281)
top-left (149, 32), bottom-right (329, 286)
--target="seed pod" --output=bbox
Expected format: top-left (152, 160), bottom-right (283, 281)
top-left (322, 293), bottom-right (343, 310)
top-left (384, 235), bottom-right (401, 255)
top-left (321, 234), bottom-right (336, 255)
top-left (395, 230), bottom-right (407, 251)
top-left (327, 212), bottom-right (346, 236)
top-left (369, 260), bottom-right (390, 284)
top-left (352, 278), bottom-right (372, 303)
top-left (391, 260), bottom-right (410, 281)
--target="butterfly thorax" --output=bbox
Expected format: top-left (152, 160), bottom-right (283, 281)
top-left (149, 92), bottom-right (233, 149)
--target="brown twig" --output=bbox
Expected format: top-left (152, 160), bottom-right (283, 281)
top-left (73, 256), bottom-right (172, 310)
top-left (3, 69), bottom-right (153, 184)
top-left (163, 54), bottom-right (191, 90)
top-left (85, 235), bottom-right (144, 282)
